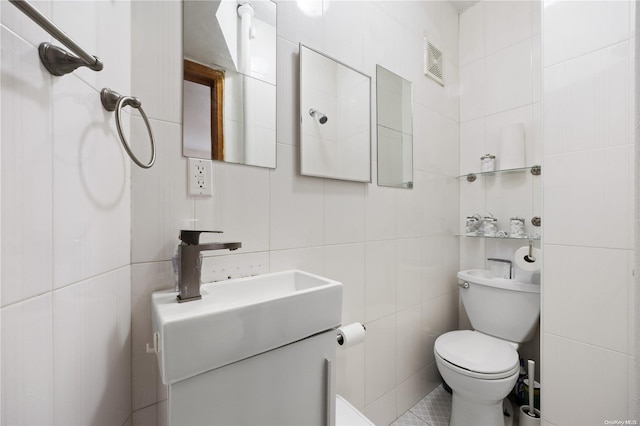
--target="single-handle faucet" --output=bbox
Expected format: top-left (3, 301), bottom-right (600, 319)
top-left (177, 230), bottom-right (242, 303)
top-left (487, 258), bottom-right (513, 279)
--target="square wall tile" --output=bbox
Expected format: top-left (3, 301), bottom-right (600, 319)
top-left (423, 173), bottom-right (459, 237)
top-left (543, 244), bottom-right (632, 354)
top-left (131, 0), bottom-right (182, 123)
top-left (52, 75), bottom-right (130, 288)
top-left (324, 243), bottom-right (365, 325)
top-left (269, 144), bottom-right (324, 250)
top-left (397, 238), bottom-right (422, 312)
top-left (323, 180), bottom-right (365, 245)
top-left (365, 315), bottom-right (397, 405)
top-left (269, 246), bottom-right (324, 276)
top-left (1, 295), bottom-right (53, 425)
top-left (544, 41), bottom-right (631, 156)
top-left (131, 118), bottom-right (192, 264)
top-left (364, 170), bottom-right (397, 241)
top-left (396, 305), bottom-right (424, 383)
top-left (485, 38), bottom-right (533, 115)
top-left (131, 262), bottom-right (172, 411)
top-left (1, 1), bottom-right (52, 47)
top-left (53, 267), bottom-right (131, 426)
top-left (52, 0), bottom-right (131, 94)
top-left (459, 118), bottom-right (485, 175)
top-left (194, 160), bottom-right (270, 254)
top-left (276, 0), bottom-right (324, 47)
top-left (415, 107), bottom-right (459, 176)
top-left (542, 333), bottom-right (628, 425)
top-left (458, 1), bottom-right (484, 67)
top-left (395, 364), bottom-right (440, 418)
top-left (459, 59), bottom-right (486, 122)
top-left (543, 0), bottom-right (631, 66)
top-left (365, 241), bottom-right (397, 323)
top-left (322, 0), bottom-right (366, 71)
top-left (396, 172), bottom-right (425, 239)
top-left (422, 236), bottom-right (459, 301)
top-left (544, 146), bottom-right (633, 249)
top-left (484, 1), bottom-right (534, 55)
top-left (1, 27), bottom-right (52, 306)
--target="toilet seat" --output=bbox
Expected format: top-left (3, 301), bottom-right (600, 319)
top-left (434, 330), bottom-right (519, 380)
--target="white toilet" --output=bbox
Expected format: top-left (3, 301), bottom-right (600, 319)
top-left (434, 270), bottom-right (540, 426)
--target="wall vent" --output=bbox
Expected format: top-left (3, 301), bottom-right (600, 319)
top-left (424, 38), bottom-right (444, 86)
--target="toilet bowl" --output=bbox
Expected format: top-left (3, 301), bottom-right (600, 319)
top-left (434, 330), bottom-right (520, 426)
top-left (434, 270), bottom-right (540, 426)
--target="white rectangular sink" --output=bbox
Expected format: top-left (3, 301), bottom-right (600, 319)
top-left (152, 269), bottom-right (343, 384)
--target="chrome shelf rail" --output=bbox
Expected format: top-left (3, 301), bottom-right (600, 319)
top-left (9, 0), bottom-right (103, 76)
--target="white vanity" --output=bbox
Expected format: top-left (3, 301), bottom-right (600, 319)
top-left (151, 270), bottom-right (343, 426)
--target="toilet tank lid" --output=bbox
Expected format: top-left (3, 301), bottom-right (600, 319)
top-left (435, 330), bottom-right (518, 375)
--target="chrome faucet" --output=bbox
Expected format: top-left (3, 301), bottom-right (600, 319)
top-left (487, 258), bottom-right (513, 279)
top-left (177, 230), bottom-right (242, 303)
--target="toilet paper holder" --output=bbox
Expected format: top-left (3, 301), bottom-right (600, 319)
top-left (337, 323), bottom-right (366, 345)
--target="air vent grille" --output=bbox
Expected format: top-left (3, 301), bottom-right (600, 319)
top-left (424, 39), bottom-right (444, 86)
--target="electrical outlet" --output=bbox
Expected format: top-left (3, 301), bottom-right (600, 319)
top-left (188, 158), bottom-right (213, 196)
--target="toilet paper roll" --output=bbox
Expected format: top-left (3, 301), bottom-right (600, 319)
top-left (499, 123), bottom-right (526, 170)
top-left (337, 323), bottom-right (366, 348)
top-left (515, 246), bottom-right (542, 272)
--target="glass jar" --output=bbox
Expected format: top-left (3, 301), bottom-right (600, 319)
top-left (465, 216), bottom-right (479, 235)
top-left (483, 217), bottom-right (498, 237)
top-left (509, 217), bottom-right (525, 238)
top-left (480, 154), bottom-right (496, 172)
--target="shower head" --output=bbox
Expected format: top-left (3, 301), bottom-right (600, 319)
top-left (309, 108), bottom-right (328, 124)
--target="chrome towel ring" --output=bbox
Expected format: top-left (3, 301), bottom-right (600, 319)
top-left (100, 88), bottom-right (156, 169)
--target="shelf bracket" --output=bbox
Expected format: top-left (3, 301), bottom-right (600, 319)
top-left (531, 165), bottom-right (541, 176)
top-left (466, 173), bottom-right (477, 182)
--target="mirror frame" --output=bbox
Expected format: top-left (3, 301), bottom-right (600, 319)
top-left (299, 44), bottom-right (372, 183)
top-left (375, 64), bottom-right (414, 189)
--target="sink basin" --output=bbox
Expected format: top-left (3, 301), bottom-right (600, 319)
top-left (152, 269), bottom-right (342, 384)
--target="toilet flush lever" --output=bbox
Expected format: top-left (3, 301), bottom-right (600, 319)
top-left (458, 281), bottom-right (470, 289)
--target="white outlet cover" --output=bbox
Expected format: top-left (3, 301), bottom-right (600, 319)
top-left (188, 158), bottom-right (213, 197)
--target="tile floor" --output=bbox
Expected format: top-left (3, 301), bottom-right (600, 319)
top-left (391, 385), bottom-right (452, 426)
top-left (391, 385), bottom-right (520, 426)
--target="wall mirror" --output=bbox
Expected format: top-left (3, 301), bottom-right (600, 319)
top-left (299, 44), bottom-right (371, 182)
top-left (183, 0), bottom-right (276, 168)
top-left (376, 65), bottom-right (413, 188)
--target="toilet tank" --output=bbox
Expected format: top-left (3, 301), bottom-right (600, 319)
top-left (458, 270), bottom-right (540, 343)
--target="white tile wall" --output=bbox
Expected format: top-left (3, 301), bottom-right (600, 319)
top-left (53, 267), bottom-right (131, 426)
top-left (542, 0), bottom-right (636, 423)
top-left (130, 2), bottom-right (460, 424)
top-left (1, 0), bottom-right (132, 424)
top-left (458, 1), bottom-right (542, 257)
top-left (458, 0), bottom-right (542, 395)
top-left (1, 26), bottom-right (52, 306)
top-left (1, 294), bottom-right (53, 425)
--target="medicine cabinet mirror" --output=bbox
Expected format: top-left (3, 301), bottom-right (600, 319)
top-left (299, 44), bottom-right (371, 182)
top-left (376, 65), bottom-right (413, 188)
top-left (182, 0), bottom-right (276, 169)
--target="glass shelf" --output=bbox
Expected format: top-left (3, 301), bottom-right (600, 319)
top-left (456, 234), bottom-right (541, 241)
top-left (458, 165), bottom-right (541, 182)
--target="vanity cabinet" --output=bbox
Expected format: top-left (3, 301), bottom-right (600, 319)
top-left (168, 330), bottom-right (337, 426)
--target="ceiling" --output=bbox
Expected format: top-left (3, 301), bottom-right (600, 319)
top-left (448, 0), bottom-right (480, 14)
